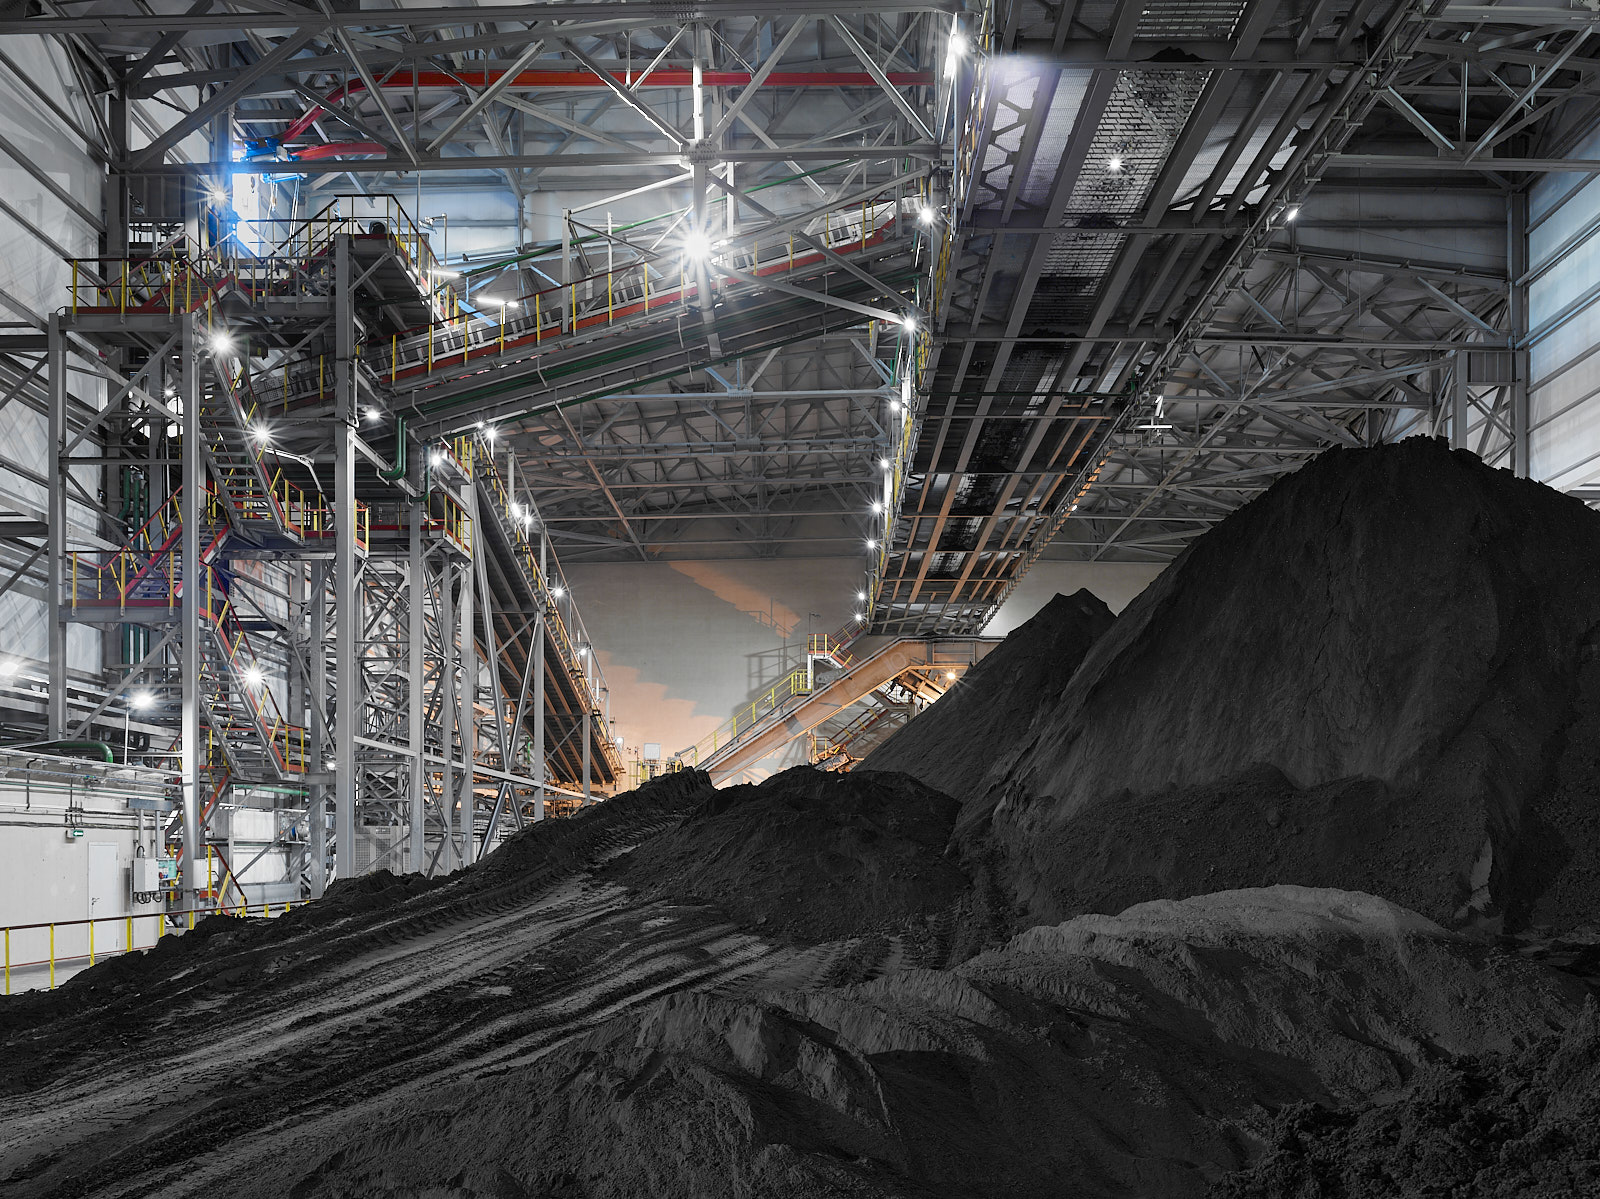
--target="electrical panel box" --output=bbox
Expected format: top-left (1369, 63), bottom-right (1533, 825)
top-left (132, 857), bottom-right (161, 894)
top-left (158, 857), bottom-right (179, 887)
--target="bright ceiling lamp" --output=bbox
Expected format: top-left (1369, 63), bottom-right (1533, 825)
top-left (682, 231), bottom-right (712, 261)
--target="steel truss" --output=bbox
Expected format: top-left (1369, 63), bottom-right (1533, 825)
top-left (877, 0), bottom-right (1596, 635)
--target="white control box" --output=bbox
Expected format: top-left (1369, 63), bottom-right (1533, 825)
top-left (132, 857), bottom-right (161, 894)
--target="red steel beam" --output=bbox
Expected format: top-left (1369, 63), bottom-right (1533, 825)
top-left (283, 68), bottom-right (933, 141)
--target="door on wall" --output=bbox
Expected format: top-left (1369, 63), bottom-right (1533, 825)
top-left (87, 842), bottom-right (123, 952)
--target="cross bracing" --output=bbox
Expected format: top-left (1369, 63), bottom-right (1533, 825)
top-left (0, 0), bottom-right (1598, 903)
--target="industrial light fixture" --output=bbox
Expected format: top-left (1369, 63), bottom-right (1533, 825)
top-left (551, 585), bottom-right (565, 598)
top-left (946, 30), bottom-right (967, 76)
top-left (871, 500), bottom-right (884, 514)
top-left (429, 268), bottom-right (461, 278)
top-left (132, 690), bottom-right (155, 709)
top-left (683, 231), bottom-right (712, 261)
top-left (429, 451), bottom-right (443, 466)
top-left (945, 671), bottom-right (956, 681)
top-left (485, 297), bottom-right (518, 310)
top-left (252, 424), bottom-right (272, 444)
top-left (1284, 204), bottom-right (1301, 222)
top-left (365, 407), bottom-right (382, 423)
top-left (918, 206), bottom-right (935, 226)
top-left (243, 666), bottom-right (265, 689)
top-left (484, 427), bottom-right (497, 444)
top-left (512, 502), bottom-right (524, 519)
top-left (1107, 156), bottom-right (1124, 173)
top-left (879, 457), bottom-right (892, 470)
top-left (210, 330), bottom-right (235, 354)
top-left (900, 313), bottom-right (918, 331)
top-left (857, 591), bottom-right (866, 601)
top-left (889, 398), bottom-right (902, 413)
top-left (854, 612), bottom-right (865, 622)
top-left (866, 538), bottom-right (877, 549)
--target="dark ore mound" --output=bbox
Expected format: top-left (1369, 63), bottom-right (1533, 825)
top-left (261, 888), bottom-right (1588, 1199)
top-left (1213, 998), bottom-right (1600, 1199)
top-left (974, 438), bottom-right (1600, 934)
top-left (613, 765), bottom-right (972, 943)
top-left (859, 588), bottom-right (1115, 801)
top-left (0, 770), bottom-right (714, 1061)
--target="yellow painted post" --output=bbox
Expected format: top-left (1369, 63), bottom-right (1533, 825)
top-left (88, 919), bottom-right (95, 965)
top-left (49, 925), bottom-right (55, 988)
top-left (643, 268), bottom-right (649, 311)
top-left (188, 908), bottom-right (194, 930)
top-left (121, 270), bottom-right (127, 315)
top-left (428, 323), bottom-right (434, 371)
top-left (126, 914), bottom-right (132, 953)
top-left (569, 282), bottom-right (576, 329)
top-left (392, 335), bottom-right (398, 383)
top-left (535, 292), bottom-right (541, 344)
top-left (499, 317), bottom-right (505, 355)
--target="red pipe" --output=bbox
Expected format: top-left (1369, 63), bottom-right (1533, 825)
top-left (283, 68), bottom-right (933, 142)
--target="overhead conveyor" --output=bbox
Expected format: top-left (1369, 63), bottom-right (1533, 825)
top-left (676, 634), bottom-right (998, 785)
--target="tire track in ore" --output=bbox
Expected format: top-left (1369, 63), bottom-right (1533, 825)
top-left (1, 798), bottom-right (733, 1199)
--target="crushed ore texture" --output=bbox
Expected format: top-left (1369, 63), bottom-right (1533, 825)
top-left (1212, 999), bottom-right (1600, 1199)
top-left (965, 439), bottom-right (1600, 934)
top-left (257, 888), bottom-right (1587, 1199)
top-left (858, 588), bottom-right (1115, 803)
top-left (611, 765), bottom-right (973, 944)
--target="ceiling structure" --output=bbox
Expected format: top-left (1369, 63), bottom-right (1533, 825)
top-left (3, 0), bottom-right (1599, 635)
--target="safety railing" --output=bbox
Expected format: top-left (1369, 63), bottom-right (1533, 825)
top-left (378, 202), bottom-right (905, 387)
top-left (808, 629), bottom-right (862, 669)
top-left (2, 900), bottom-right (309, 994)
top-left (454, 435), bottom-right (624, 778)
top-left (66, 488), bottom-right (230, 611)
top-left (197, 567), bottom-right (309, 776)
top-left (69, 194), bottom-right (438, 318)
top-left (676, 668), bottom-right (813, 768)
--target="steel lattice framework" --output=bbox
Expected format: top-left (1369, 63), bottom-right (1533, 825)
top-left (0, 0), bottom-right (1597, 899)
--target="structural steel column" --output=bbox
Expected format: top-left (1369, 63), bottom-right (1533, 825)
top-left (309, 562), bottom-right (327, 897)
top-left (439, 555), bottom-right (456, 869)
top-left (179, 315), bottom-right (202, 905)
top-left (333, 237), bottom-right (358, 878)
top-left (46, 314), bottom-right (67, 738)
top-left (408, 504), bottom-right (426, 871)
top-left (1509, 191), bottom-right (1531, 478)
top-left (1451, 350), bottom-right (1468, 451)
top-left (534, 532), bottom-right (546, 821)
top-left (457, 488), bottom-right (477, 864)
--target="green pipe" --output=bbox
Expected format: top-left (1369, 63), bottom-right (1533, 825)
top-left (377, 414), bottom-right (409, 481)
top-left (461, 162), bottom-right (850, 278)
top-left (5, 740), bottom-right (116, 763)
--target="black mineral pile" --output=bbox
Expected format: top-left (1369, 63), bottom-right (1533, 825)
top-left (11, 440), bottom-right (1600, 1199)
top-left (962, 438), bottom-right (1600, 935)
top-left (859, 587), bottom-right (1114, 802)
top-left (610, 765), bottom-right (973, 944)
